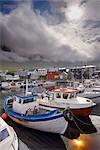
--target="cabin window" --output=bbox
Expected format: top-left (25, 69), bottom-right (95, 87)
top-left (69, 93), bottom-right (74, 99)
top-left (23, 98), bottom-right (34, 104)
top-left (19, 99), bottom-right (21, 103)
top-left (63, 93), bottom-right (68, 99)
top-left (56, 93), bottom-right (61, 98)
top-left (13, 97), bottom-right (16, 101)
top-left (0, 128), bottom-right (9, 142)
top-left (75, 93), bottom-right (77, 98)
top-left (50, 93), bottom-right (54, 100)
top-left (33, 97), bottom-right (37, 101)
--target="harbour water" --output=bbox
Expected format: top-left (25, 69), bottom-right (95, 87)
top-left (0, 89), bottom-right (100, 150)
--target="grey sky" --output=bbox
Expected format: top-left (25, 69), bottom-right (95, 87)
top-left (0, 0), bottom-right (100, 62)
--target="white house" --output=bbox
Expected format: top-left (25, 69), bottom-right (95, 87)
top-left (38, 68), bottom-right (47, 76)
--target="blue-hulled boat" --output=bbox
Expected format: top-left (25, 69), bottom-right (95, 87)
top-left (3, 94), bottom-right (70, 135)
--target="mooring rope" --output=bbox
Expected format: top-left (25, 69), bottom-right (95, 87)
top-left (67, 107), bottom-right (93, 126)
top-left (72, 116), bottom-right (86, 134)
top-left (65, 108), bottom-right (94, 134)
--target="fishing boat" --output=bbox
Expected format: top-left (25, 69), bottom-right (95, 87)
top-left (77, 79), bottom-right (100, 99)
top-left (78, 87), bottom-right (100, 99)
top-left (38, 87), bottom-right (96, 116)
top-left (3, 94), bottom-right (69, 135)
top-left (73, 82), bottom-right (85, 93)
top-left (20, 80), bottom-right (38, 89)
top-left (0, 117), bottom-right (18, 150)
top-left (3, 93), bottom-right (97, 139)
top-left (1, 81), bottom-right (21, 90)
top-left (42, 81), bottom-right (56, 91)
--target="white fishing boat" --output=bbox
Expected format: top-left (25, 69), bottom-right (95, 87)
top-left (42, 81), bottom-right (56, 91)
top-left (38, 87), bottom-right (96, 116)
top-left (0, 117), bottom-right (18, 150)
top-left (1, 81), bottom-right (21, 90)
top-left (78, 87), bottom-right (100, 99)
top-left (3, 95), bottom-right (69, 135)
top-left (20, 81), bottom-right (39, 89)
top-left (73, 82), bottom-right (85, 93)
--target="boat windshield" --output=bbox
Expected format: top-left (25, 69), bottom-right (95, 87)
top-left (69, 93), bottom-right (75, 99)
top-left (23, 98), bottom-right (35, 104)
top-left (49, 93), bottom-right (54, 100)
top-left (0, 128), bottom-right (9, 142)
top-left (56, 93), bottom-right (61, 98)
top-left (63, 93), bottom-right (68, 99)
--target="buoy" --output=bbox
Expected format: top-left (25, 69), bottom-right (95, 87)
top-left (1, 113), bottom-right (8, 120)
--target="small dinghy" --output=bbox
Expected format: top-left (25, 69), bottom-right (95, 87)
top-left (0, 117), bottom-right (18, 150)
top-left (3, 94), bottom-right (97, 139)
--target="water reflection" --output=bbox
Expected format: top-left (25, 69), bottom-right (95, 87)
top-left (62, 123), bottom-right (100, 150)
top-left (65, 134), bottom-right (100, 150)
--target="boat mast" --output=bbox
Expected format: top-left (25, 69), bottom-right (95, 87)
top-left (25, 79), bottom-right (28, 96)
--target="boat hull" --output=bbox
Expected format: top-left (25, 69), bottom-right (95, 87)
top-left (8, 115), bottom-right (68, 134)
top-left (71, 107), bottom-right (93, 116)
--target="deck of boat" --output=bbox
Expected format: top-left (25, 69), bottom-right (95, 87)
top-left (5, 118), bottom-right (66, 150)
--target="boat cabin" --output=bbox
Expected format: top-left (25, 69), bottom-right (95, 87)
top-left (48, 88), bottom-right (79, 103)
top-left (12, 94), bottom-right (39, 114)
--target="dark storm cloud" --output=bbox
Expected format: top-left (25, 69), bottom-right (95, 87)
top-left (0, 0), bottom-right (100, 62)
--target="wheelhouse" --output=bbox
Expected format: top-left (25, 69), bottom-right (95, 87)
top-left (49, 88), bottom-right (79, 103)
top-left (13, 95), bottom-right (38, 104)
top-left (50, 88), bottom-right (78, 99)
top-left (11, 94), bottom-right (39, 114)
